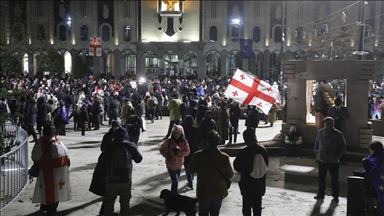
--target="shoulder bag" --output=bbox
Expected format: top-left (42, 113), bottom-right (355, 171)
top-left (205, 151), bottom-right (231, 189)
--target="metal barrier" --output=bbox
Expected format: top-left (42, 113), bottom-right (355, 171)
top-left (0, 125), bottom-right (29, 211)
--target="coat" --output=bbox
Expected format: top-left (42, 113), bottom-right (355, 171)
top-left (233, 144), bottom-right (268, 197)
top-left (187, 147), bottom-right (234, 202)
top-left (328, 106), bottom-right (350, 140)
top-left (216, 108), bottom-right (229, 141)
top-left (167, 98), bottom-right (182, 121)
top-left (24, 99), bottom-right (37, 126)
top-left (181, 115), bottom-right (202, 166)
top-left (314, 127), bottom-right (346, 163)
top-left (159, 125), bottom-right (190, 170)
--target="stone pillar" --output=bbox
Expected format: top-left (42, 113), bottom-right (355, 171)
top-left (262, 51), bottom-right (271, 80)
top-left (120, 55), bottom-right (125, 77)
top-left (262, 1), bottom-right (271, 47)
top-left (136, 50), bottom-right (144, 76)
top-left (178, 59), bottom-right (184, 76)
top-left (285, 2), bottom-right (293, 47)
top-left (220, 51), bottom-right (228, 76)
top-left (373, 1), bottom-right (382, 47)
top-left (48, 1), bottom-right (55, 45)
top-left (93, 56), bottom-right (104, 78)
top-left (198, 54), bottom-right (205, 78)
top-left (28, 53), bottom-right (34, 78)
top-left (92, 1), bottom-right (98, 37)
top-left (70, 50), bottom-right (78, 77)
top-left (113, 50), bottom-right (121, 78)
top-left (242, 58), bottom-right (249, 72)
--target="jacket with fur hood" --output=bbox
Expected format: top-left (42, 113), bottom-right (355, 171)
top-left (159, 125), bottom-right (190, 170)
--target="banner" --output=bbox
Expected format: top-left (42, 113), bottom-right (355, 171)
top-left (89, 37), bottom-right (102, 57)
top-left (239, 39), bottom-right (253, 58)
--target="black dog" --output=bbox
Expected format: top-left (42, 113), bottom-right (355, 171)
top-left (159, 189), bottom-right (198, 216)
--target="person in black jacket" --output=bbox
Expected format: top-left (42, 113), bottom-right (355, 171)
top-left (234, 127), bottom-right (268, 216)
top-left (245, 105), bottom-right (260, 130)
top-left (181, 115), bottom-right (202, 189)
top-left (101, 126), bottom-right (143, 216)
top-left (36, 97), bottom-right (51, 135)
top-left (198, 110), bottom-right (218, 149)
top-left (228, 100), bottom-right (241, 144)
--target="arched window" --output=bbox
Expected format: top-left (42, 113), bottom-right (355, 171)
top-left (296, 26), bottom-right (304, 43)
top-left (101, 25), bottom-right (110, 42)
top-left (80, 25), bottom-right (88, 41)
top-left (231, 26), bottom-right (240, 42)
top-left (124, 53), bottom-right (136, 75)
top-left (253, 26), bottom-right (261, 43)
top-left (206, 51), bottom-right (220, 76)
top-left (37, 25), bottom-right (45, 41)
top-left (226, 53), bottom-right (236, 75)
top-left (58, 24), bottom-right (67, 41)
top-left (123, 25), bottom-right (132, 42)
top-left (23, 53), bottom-right (29, 73)
top-left (209, 26), bottom-right (217, 43)
top-left (274, 26), bottom-right (282, 43)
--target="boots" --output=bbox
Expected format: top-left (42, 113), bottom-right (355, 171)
top-left (227, 128), bottom-right (233, 145)
top-left (233, 132), bottom-right (237, 144)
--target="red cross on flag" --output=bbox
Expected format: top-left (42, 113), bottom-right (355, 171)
top-left (89, 37), bottom-right (102, 57)
top-left (224, 69), bottom-right (280, 114)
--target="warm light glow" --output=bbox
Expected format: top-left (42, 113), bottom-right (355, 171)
top-left (265, 38), bottom-right (269, 46)
top-left (309, 39), bottom-right (312, 47)
top-left (375, 39), bottom-right (378, 47)
top-left (223, 39), bottom-right (226, 46)
top-left (72, 36), bottom-right (76, 45)
top-left (351, 39), bottom-right (355, 47)
top-left (50, 37), bottom-right (54, 45)
top-left (161, 1), bottom-right (180, 12)
top-left (286, 39), bottom-right (291, 46)
top-left (28, 37), bottom-right (32, 45)
top-left (115, 38), bottom-right (119, 45)
top-left (280, 165), bottom-right (315, 173)
top-left (142, 40), bottom-right (150, 43)
top-left (183, 41), bottom-right (191, 43)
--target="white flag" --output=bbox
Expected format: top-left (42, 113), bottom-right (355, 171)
top-left (89, 37), bottom-right (102, 57)
top-left (224, 69), bottom-right (280, 114)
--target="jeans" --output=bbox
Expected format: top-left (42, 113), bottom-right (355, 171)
top-left (317, 162), bottom-right (340, 198)
top-left (167, 169), bottom-right (181, 194)
top-left (165, 120), bottom-right (180, 138)
top-left (184, 163), bottom-right (194, 188)
top-left (103, 181), bottom-right (132, 216)
top-left (242, 195), bottom-right (262, 216)
top-left (199, 199), bottom-right (223, 216)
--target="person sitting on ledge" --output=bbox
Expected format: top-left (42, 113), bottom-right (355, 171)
top-left (284, 126), bottom-right (302, 158)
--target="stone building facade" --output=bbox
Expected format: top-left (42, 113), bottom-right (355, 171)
top-left (1, 0), bottom-right (383, 79)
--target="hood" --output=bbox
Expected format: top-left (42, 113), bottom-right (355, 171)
top-left (205, 110), bottom-right (213, 118)
top-left (322, 116), bottom-right (334, 127)
top-left (171, 124), bottom-right (185, 136)
top-left (114, 127), bottom-right (129, 141)
top-left (189, 100), bottom-right (197, 108)
top-left (37, 96), bottom-right (46, 104)
top-left (181, 115), bottom-right (194, 128)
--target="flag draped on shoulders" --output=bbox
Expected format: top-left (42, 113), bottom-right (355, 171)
top-left (224, 69), bottom-right (280, 114)
top-left (32, 137), bottom-right (71, 205)
top-left (366, 152), bottom-right (384, 212)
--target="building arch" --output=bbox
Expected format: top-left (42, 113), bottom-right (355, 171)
top-left (272, 24), bottom-right (283, 43)
top-left (183, 51), bottom-right (198, 76)
top-left (122, 50), bottom-right (136, 75)
top-left (63, 51), bottom-right (72, 74)
top-left (56, 22), bottom-right (69, 42)
top-left (226, 50), bottom-right (238, 76)
top-left (143, 51), bottom-right (159, 76)
top-left (100, 23), bottom-right (113, 43)
top-left (205, 50), bottom-right (221, 76)
top-left (164, 51), bottom-right (179, 76)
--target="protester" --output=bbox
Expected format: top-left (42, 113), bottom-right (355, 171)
top-left (31, 123), bottom-right (71, 215)
top-left (187, 130), bottom-right (234, 216)
top-left (234, 127), bottom-right (268, 216)
top-left (159, 125), bottom-right (190, 194)
top-left (284, 126), bottom-right (303, 158)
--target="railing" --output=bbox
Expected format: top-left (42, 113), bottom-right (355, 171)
top-left (0, 125), bottom-right (29, 211)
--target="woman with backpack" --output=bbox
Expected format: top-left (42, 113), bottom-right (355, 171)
top-left (159, 125), bottom-right (190, 194)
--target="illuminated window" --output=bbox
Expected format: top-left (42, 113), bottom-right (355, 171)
top-left (123, 25), bottom-right (132, 42)
top-left (160, 0), bottom-right (180, 12)
top-left (23, 54), bottom-right (29, 73)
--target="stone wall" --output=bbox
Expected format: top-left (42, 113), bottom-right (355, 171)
top-left (283, 60), bottom-right (375, 148)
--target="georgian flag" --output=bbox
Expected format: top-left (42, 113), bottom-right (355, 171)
top-left (89, 37), bottom-right (102, 57)
top-left (224, 69), bottom-right (280, 114)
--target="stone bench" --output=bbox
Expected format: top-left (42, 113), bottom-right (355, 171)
top-left (370, 119), bottom-right (384, 136)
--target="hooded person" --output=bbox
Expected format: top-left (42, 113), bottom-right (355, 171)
top-left (234, 127), bottom-right (268, 216)
top-left (284, 126), bottom-right (303, 158)
top-left (198, 110), bottom-right (218, 149)
top-left (159, 125), bottom-right (190, 194)
top-left (314, 116), bottom-right (347, 203)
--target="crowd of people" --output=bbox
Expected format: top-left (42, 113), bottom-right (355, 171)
top-left (0, 73), bottom-right (383, 215)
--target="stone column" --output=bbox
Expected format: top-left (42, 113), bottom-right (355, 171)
top-left (48, 1), bottom-right (55, 45)
top-left (373, 1), bottom-right (382, 47)
top-left (93, 56), bottom-right (103, 78)
top-left (136, 49), bottom-right (144, 76)
top-left (178, 59), bottom-right (184, 76)
top-left (262, 51), bottom-right (271, 80)
top-left (262, 1), bottom-right (271, 47)
top-left (242, 58), bottom-right (249, 72)
top-left (70, 50), bottom-right (78, 77)
top-left (28, 53), bottom-right (34, 78)
top-left (198, 53), bottom-right (205, 78)
top-left (220, 51), bottom-right (228, 76)
top-left (113, 50), bottom-right (121, 78)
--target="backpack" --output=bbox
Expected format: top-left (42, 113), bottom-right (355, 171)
top-left (152, 97), bottom-right (158, 106)
top-left (108, 145), bottom-right (132, 182)
top-left (249, 153), bottom-right (268, 179)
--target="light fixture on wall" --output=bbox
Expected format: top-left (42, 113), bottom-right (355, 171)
top-left (265, 38), bottom-right (269, 46)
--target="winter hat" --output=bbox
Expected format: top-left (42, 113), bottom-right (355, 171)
top-left (111, 120), bottom-right (121, 127)
top-left (322, 116), bottom-right (334, 125)
top-left (243, 127), bottom-right (258, 144)
top-left (171, 124), bottom-right (185, 136)
top-left (290, 126), bottom-right (296, 133)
